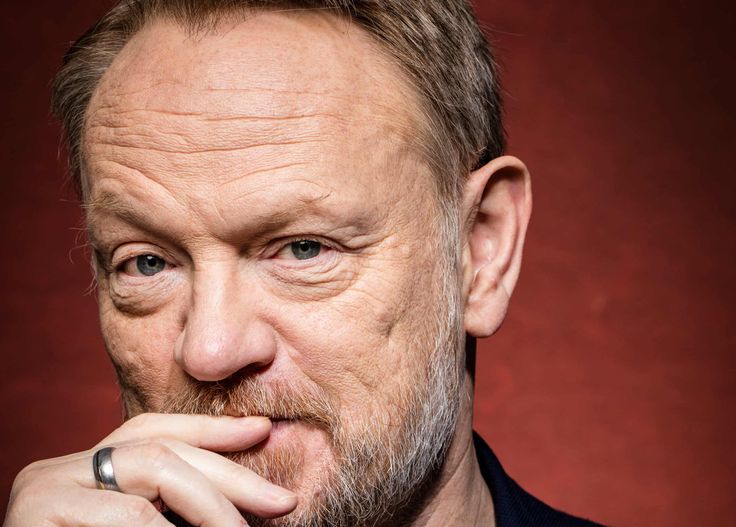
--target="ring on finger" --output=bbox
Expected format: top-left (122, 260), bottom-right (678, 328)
top-left (93, 446), bottom-right (122, 492)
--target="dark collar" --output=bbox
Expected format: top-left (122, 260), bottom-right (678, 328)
top-left (474, 432), bottom-right (605, 526)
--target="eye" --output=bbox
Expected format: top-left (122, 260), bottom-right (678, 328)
top-left (125, 254), bottom-right (167, 277)
top-left (289, 240), bottom-right (322, 260)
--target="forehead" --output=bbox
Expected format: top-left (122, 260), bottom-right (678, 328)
top-left (82, 10), bottom-right (432, 227)
top-left (95, 10), bottom-right (412, 109)
top-left (85, 11), bottom-right (419, 173)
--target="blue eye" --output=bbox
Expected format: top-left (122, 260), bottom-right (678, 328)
top-left (290, 240), bottom-right (322, 260)
top-left (136, 255), bottom-right (166, 276)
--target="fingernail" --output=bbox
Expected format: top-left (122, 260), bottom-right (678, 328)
top-left (268, 486), bottom-right (297, 503)
top-left (240, 416), bottom-right (271, 427)
top-left (278, 493), bottom-right (298, 506)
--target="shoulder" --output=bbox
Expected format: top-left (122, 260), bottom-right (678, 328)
top-left (474, 432), bottom-right (606, 527)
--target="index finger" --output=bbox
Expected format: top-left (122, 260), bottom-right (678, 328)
top-left (97, 413), bottom-right (272, 452)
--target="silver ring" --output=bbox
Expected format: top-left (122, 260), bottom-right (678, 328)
top-left (93, 446), bottom-right (121, 492)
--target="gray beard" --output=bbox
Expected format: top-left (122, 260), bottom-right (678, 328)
top-left (161, 324), bottom-right (463, 527)
top-left (262, 342), bottom-right (462, 527)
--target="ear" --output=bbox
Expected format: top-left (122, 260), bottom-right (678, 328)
top-left (462, 155), bottom-right (532, 338)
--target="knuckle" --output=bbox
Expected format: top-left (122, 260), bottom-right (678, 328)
top-left (138, 442), bottom-right (177, 471)
top-left (156, 437), bottom-right (183, 451)
top-left (223, 459), bottom-right (250, 483)
top-left (10, 470), bottom-right (31, 496)
top-left (127, 496), bottom-right (162, 526)
top-left (10, 461), bottom-right (49, 499)
top-left (14, 460), bottom-right (43, 487)
top-left (125, 412), bottom-right (158, 431)
top-left (7, 476), bottom-right (51, 524)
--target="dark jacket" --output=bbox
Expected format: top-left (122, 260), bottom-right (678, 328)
top-left (475, 432), bottom-right (605, 526)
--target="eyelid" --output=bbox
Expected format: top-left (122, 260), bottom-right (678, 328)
top-left (269, 236), bottom-right (336, 258)
top-left (113, 251), bottom-right (162, 270)
top-left (109, 244), bottom-right (177, 273)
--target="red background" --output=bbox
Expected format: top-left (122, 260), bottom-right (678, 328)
top-left (1, 1), bottom-right (734, 525)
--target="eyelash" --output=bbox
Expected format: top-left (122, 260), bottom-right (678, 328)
top-left (271, 237), bottom-right (331, 257)
top-left (106, 236), bottom-right (336, 276)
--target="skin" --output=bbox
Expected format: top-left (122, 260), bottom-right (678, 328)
top-left (4, 9), bottom-right (531, 527)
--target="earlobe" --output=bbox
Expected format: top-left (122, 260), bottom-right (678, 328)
top-left (462, 156), bottom-right (532, 338)
top-left (465, 259), bottom-right (505, 338)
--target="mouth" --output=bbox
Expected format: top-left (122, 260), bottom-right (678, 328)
top-left (262, 417), bottom-right (332, 457)
top-left (269, 418), bottom-right (300, 438)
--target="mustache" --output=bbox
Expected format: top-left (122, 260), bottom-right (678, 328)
top-left (160, 375), bottom-right (339, 435)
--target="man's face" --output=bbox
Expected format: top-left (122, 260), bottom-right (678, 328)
top-left (83, 10), bottom-right (463, 526)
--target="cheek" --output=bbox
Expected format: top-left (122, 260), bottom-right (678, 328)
top-left (270, 255), bottom-right (439, 418)
top-left (98, 294), bottom-right (183, 409)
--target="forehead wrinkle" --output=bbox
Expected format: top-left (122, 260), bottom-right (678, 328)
top-left (89, 134), bottom-right (328, 156)
top-left (85, 100), bottom-right (417, 189)
top-left (89, 89), bottom-right (359, 123)
top-left (87, 104), bottom-right (334, 145)
top-left (86, 101), bottom-right (355, 168)
top-left (84, 158), bottom-right (193, 213)
top-left (210, 176), bottom-right (339, 232)
top-left (93, 83), bottom-right (362, 110)
top-left (213, 162), bottom-right (309, 189)
top-left (85, 91), bottom-right (413, 189)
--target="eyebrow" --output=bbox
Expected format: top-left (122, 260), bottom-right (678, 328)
top-left (85, 186), bottom-right (332, 220)
top-left (83, 192), bottom-right (180, 249)
top-left (84, 192), bottom-right (151, 228)
top-left (82, 187), bottom-right (370, 247)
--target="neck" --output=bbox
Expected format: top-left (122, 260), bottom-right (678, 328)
top-left (409, 372), bottom-right (495, 527)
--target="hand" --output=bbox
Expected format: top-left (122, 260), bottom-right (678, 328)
top-left (3, 414), bottom-right (298, 526)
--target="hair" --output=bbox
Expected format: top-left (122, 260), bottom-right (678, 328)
top-left (51, 0), bottom-right (504, 205)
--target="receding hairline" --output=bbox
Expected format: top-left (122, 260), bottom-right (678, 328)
top-left (88, 8), bottom-right (422, 126)
top-left (81, 8), bottom-right (438, 198)
top-left (53, 0), bottom-right (505, 206)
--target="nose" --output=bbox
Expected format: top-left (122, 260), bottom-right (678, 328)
top-left (174, 264), bottom-right (276, 382)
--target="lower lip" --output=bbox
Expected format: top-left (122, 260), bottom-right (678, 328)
top-left (269, 419), bottom-right (297, 438)
top-left (263, 419), bottom-right (333, 465)
top-left (268, 418), bottom-right (327, 446)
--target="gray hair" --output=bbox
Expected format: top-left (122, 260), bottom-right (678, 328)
top-left (51, 0), bottom-right (504, 204)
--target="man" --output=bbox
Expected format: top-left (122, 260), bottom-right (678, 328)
top-left (4, 1), bottom-right (602, 526)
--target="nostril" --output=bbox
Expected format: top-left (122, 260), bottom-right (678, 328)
top-left (239, 360), bottom-right (273, 377)
top-left (204, 363), bottom-right (273, 391)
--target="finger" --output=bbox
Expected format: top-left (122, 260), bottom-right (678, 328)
top-left (164, 440), bottom-right (298, 518)
top-left (99, 414), bottom-right (272, 452)
top-left (44, 443), bottom-right (296, 519)
top-left (60, 487), bottom-right (176, 527)
top-left (110, 442), bottom-right (248, 527)
top-left (4, 485), bottom-right (173, 527)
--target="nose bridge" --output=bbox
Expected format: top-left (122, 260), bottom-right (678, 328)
top-left (176, 260), bottom-right (275, 382)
